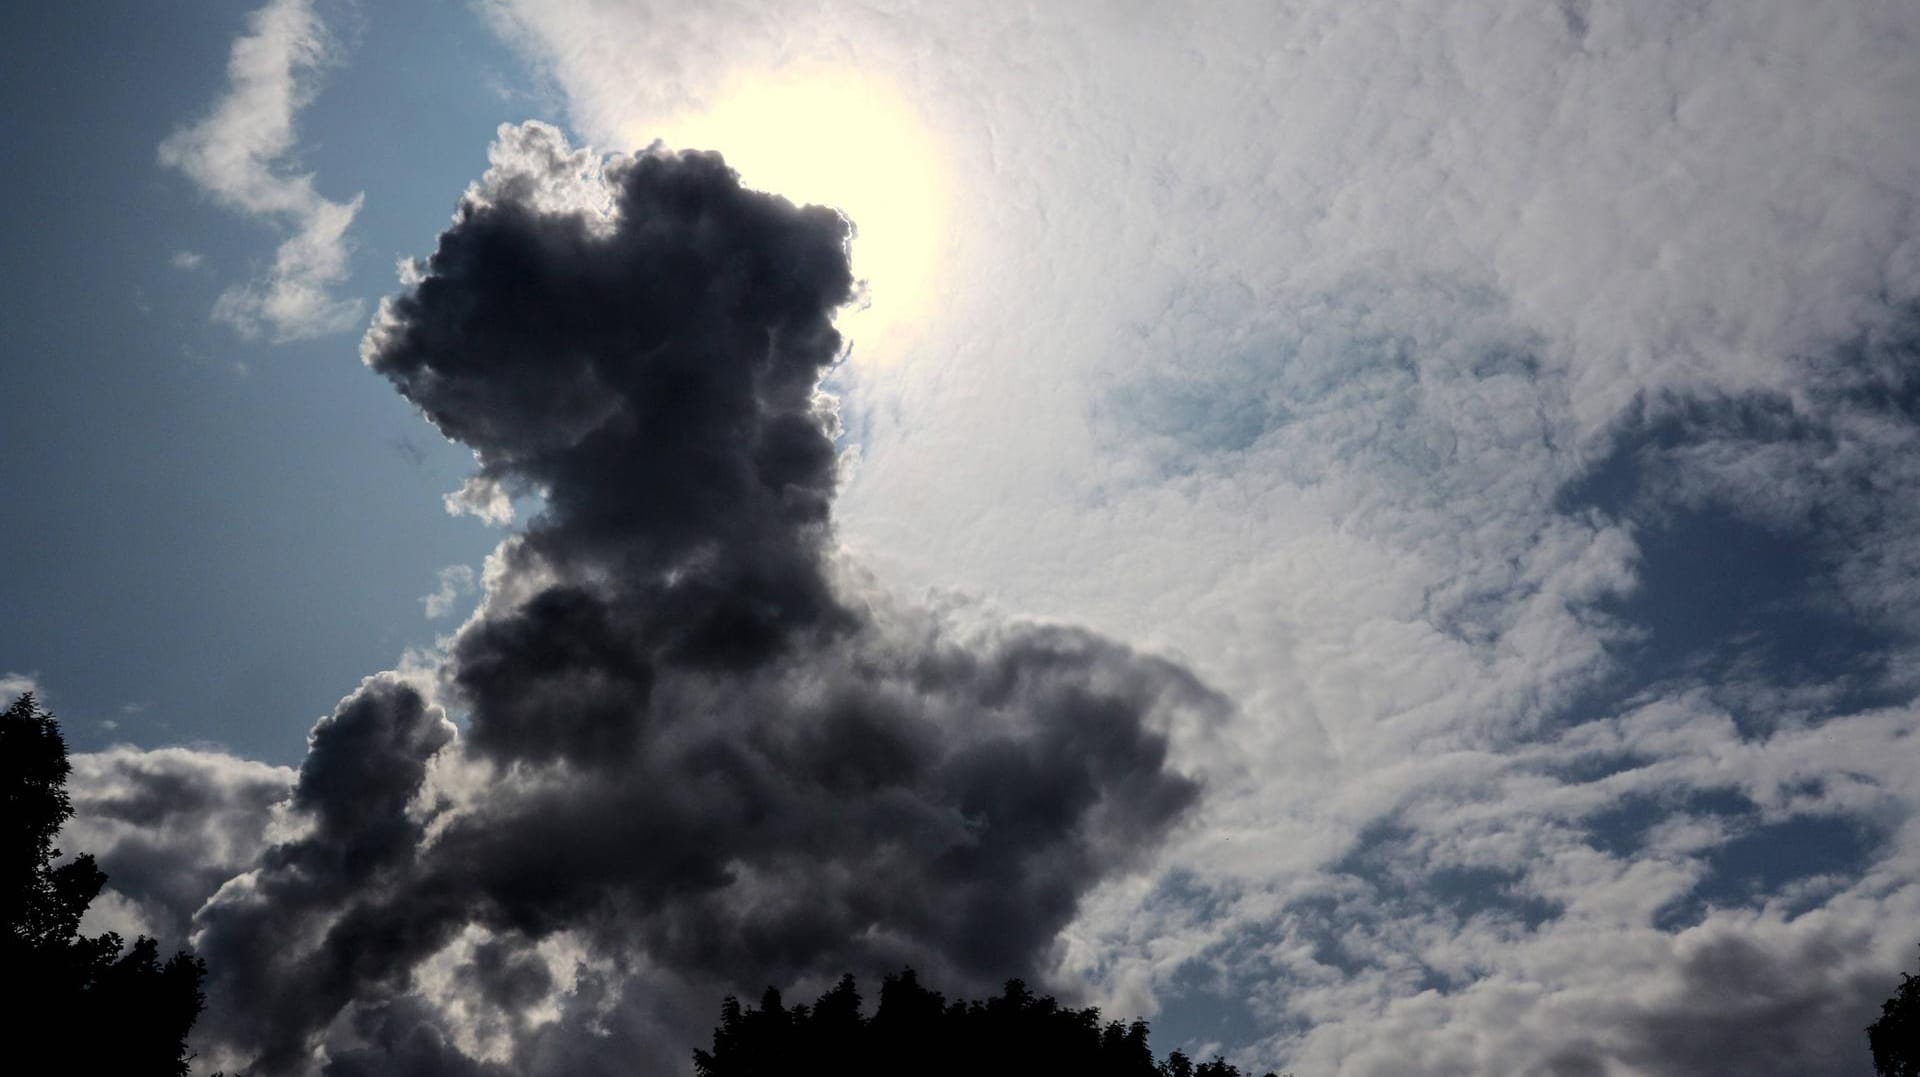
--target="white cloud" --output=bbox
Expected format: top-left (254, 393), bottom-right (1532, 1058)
top-left (0, 671), bottom-right (39, 705)
top-left (443, 474), bottom-right (515, 526)
top-left (159, 0), bottom-right (364, 341)
top-left (170, 249), bottom-right (205, 270)
top-left (420, 563), bottom-right (478, 619)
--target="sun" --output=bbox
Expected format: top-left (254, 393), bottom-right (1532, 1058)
top-left (628, 69), bottom-right (952, 363)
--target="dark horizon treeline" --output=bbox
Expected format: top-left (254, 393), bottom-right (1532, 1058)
top-left (693, 968), bottom-right (1278, 1077)
top-left (698, 956), bottom-right (1920, 1077)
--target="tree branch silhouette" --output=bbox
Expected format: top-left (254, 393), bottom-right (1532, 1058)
top-left (2, 694), bottom-right (207, 1075)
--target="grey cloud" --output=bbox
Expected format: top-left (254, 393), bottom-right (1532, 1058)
top-left (1612, 930), bottom-right (1891, 1077)
top-left (191, 674), bottom-right (455, 1073)
top-left (181, 123), bottom-right (1213, 1074)
top-left (320, 995), bottom-right (509, 1077)
top-left (62, 745), bottom-right (294, 948)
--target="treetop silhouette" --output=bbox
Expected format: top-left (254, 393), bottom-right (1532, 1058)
top-left (694, 968), bottom-right (1279, 1077)
top-left (1869, 942), bottom-right (1920, 1077)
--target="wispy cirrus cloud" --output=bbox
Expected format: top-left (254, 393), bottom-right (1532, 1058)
top-left (159, 0), bottom-right (363, 341)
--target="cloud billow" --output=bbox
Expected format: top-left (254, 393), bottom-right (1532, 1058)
top-left (179, 122), bottom-right (1214, 1075)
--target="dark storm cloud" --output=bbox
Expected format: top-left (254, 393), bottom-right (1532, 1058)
top-left (193, 674), bottom-right (456, 1073)
top-left (1605, 931), bottom-right (1890, 1077)
top-left (320, 994), bottom-right (509, 1077)
top-left (186, 122), bottom-right (1215, 1075)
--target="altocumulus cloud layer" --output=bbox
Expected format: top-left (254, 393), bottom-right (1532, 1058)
top-left (85, 123), bottom-right (1213, 1076)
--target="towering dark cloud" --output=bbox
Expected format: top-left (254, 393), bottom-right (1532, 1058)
top-left (184, 122), bottom-right (1216, 1075)
top-left (192, 674), bottom-right (456, 1073)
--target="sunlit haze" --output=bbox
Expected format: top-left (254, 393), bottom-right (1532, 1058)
top-left (637, 70), bottom-right (951, 361)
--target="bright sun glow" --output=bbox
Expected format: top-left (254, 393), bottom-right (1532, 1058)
top-left (629, 70), bottom-right (952, 363)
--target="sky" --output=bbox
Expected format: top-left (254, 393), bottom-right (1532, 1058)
top-left (1, 1), bottom-right (1917, 1074)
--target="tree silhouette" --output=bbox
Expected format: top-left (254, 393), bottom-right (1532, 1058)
top-left (2, 693), bottom-right (207, 1075)
top-left (694, 969), bottom-right (1280, 1077)
top-left (1869, 943), bottom-right (1920, 1077)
